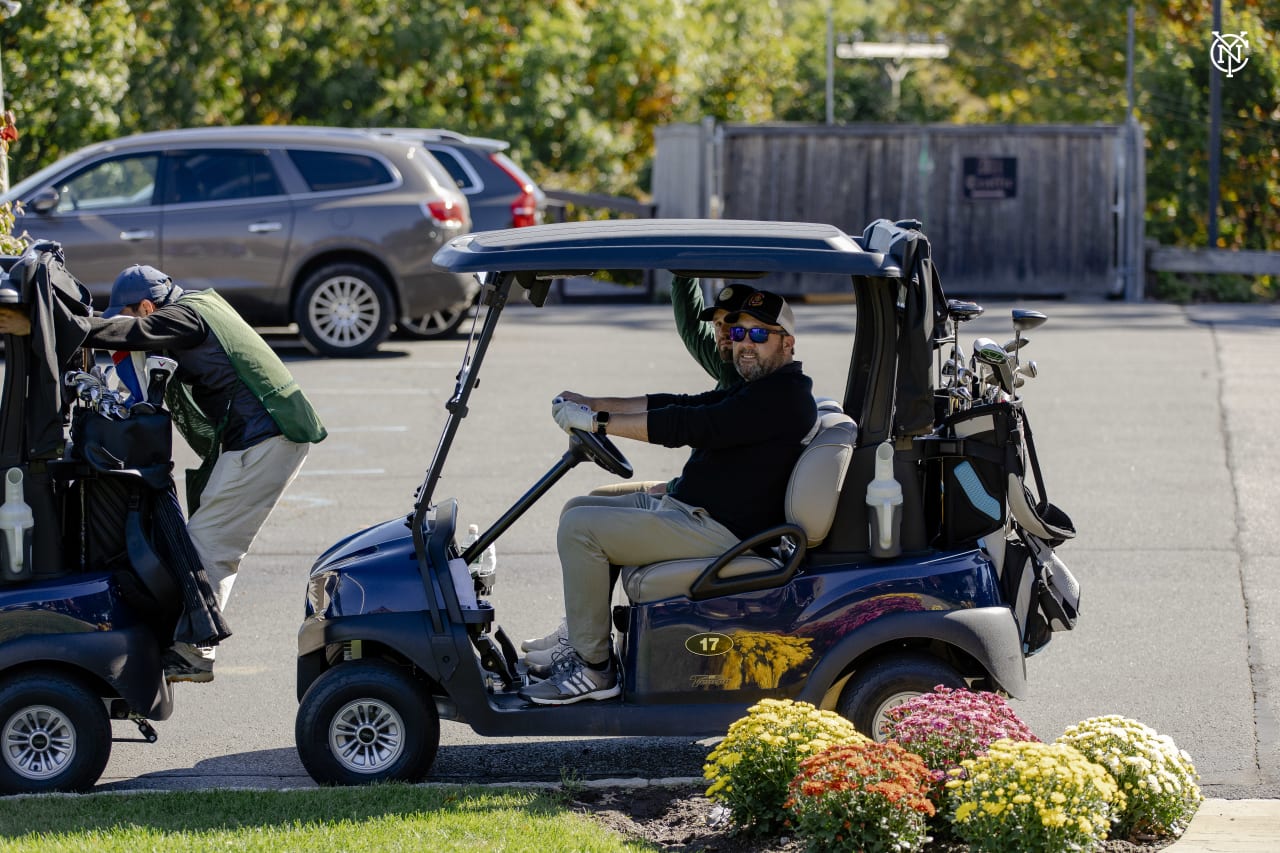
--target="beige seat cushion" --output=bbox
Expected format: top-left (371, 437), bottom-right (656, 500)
top-left (618, 412), bottom-right (857, 604)
top-left (621, 555), bottom-right (778, 604)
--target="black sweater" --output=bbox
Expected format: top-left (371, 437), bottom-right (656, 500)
top-left (646, 361), bottom-right (816, 539)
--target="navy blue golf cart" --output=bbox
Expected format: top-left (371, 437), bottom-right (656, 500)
top-left (0, 244), bottom-right (226, 793)
top-left (293, 218), bottom-right (1079, 785)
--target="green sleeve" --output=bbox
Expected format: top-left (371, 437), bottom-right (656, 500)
top-left (669, 275), bottom-right (723, 381)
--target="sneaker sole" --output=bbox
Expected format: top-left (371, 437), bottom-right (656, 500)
top-left (523, 684), bottom-right (621, 706)
top-left (165, 671), bottom-right (215, 684)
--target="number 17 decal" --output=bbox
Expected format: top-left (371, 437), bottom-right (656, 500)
top-left (685, 632), bottom-right (734, 656)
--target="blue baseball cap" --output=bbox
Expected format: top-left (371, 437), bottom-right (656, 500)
top-left (103, 265), bottom-right (181, 318)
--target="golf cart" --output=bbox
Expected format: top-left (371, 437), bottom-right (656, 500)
top-left (294, 218), bottom-right (1079, 785)
top-left (0, 243), bottom-right (224, 793)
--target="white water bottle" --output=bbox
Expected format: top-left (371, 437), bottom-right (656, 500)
top-left (461, 523), bottom-right (497, 592)
top-left (0, 468), bottom-right (34, 581)
top-left (865, 442), bottom-right (903, 558)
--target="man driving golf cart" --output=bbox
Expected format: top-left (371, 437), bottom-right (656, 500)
top-left (521, 291), bottom-right (816, 705)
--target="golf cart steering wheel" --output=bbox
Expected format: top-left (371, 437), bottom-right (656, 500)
top-left (570, 428), bottom-right (634, 479)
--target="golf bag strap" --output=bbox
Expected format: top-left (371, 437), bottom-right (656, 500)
top-left (1019, 410), bottom-right (1050, 507)
top-left (125, 493), bottom-right (180, 606)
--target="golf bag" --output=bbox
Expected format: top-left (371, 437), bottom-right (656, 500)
top-left (0, 241), bottom-right (230, 646)
top-left (923, 396), bottom-right (1079, 654)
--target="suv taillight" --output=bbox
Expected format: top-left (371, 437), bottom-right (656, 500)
top-left (510, 190), bottom-right (539, 228)
top-left (424, 199), bottom-right (464, 227)
top-left (490, 153), bottom-right (542, 228)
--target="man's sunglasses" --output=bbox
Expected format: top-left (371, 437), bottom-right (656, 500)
top-left (729, 325), bottom-right (786, 344)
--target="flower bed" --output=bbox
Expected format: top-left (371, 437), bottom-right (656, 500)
top-left (703, 695), bottom-right (1202, 852)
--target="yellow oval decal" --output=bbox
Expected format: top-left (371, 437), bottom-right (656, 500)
top-left (685, 632), bottom-right (734, 657)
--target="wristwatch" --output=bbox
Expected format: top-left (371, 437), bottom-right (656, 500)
top-left (595, 411), bottom-right (610, 435)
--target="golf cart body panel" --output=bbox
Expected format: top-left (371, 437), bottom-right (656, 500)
top-left (294, 218), bottom-right (1072, 782)
top-left (0, 573), bottom-right (173, 719)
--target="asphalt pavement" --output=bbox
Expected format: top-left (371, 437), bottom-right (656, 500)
top-left (3, 297), bottom-right (1279, 846)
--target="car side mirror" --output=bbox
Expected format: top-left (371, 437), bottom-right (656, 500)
top-left (28, 188), bottom-right (59, 214)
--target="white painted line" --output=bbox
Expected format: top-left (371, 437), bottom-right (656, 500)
top-left (300, 468), bottom-right (386, 476)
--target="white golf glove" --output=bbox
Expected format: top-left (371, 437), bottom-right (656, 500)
top-left (552, 398), bottom-right (595, 433)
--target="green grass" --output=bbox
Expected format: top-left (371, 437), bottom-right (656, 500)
top-left (0, 784), bottom-right (652, 852)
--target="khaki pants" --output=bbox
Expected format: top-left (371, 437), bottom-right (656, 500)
top-left (177, 435), bottom-right (310, 666)
top-left (588, 480), bottom-right (666, 497)
top-left (557, 491), bottom-right (739, 662)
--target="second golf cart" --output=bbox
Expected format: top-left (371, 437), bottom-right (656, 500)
top-left (293, 218), bottom-right (1079, 785)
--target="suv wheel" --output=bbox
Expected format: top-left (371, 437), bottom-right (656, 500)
top-left (395, 298), bottom-right (474, 340)
top-left (296, 264), bottom-right (394, 357)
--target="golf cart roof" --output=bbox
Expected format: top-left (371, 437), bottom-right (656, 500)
top-left (433, 219), bottom-right (903, 279)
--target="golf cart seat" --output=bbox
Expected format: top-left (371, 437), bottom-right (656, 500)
top-left (619, 410), bottom-right (857, 604)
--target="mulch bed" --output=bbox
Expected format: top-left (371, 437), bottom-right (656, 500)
top-left (571, 784), bottom-right (1176, 852)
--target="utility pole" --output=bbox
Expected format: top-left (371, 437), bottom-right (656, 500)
top-left (1207, 0), bottom-right (1221, 247)
top-left (836, 37), bottom-right (949, 117)
top-left (825, 5), bottom-right (835, 125)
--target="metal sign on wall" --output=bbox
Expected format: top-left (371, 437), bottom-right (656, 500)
top-left (962, 157), bottom-right (1017, 200)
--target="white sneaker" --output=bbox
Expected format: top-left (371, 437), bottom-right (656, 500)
top-left (520, 618), bottom-right (568, 654)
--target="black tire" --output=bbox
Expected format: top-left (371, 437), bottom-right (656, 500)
top-left (295, 660), bottom-right (439, 786)
top-left (0, 672), bottom-right (111, 794)
top-left (837, 653), bottom-right (966, 742)
top-left (395, 300), bottom-right (472, 340)
top-left (295, 263), bottom-right (394, 357)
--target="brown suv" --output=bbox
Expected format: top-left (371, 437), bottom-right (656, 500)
top-left (2, 126), bottom-right (478, 356)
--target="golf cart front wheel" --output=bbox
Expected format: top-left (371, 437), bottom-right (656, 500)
top-left (0, 672), bottom-right (112, 794)
top-left (295, 660), bottom-right (439, 786)
top-left (837, 653), bottom-right (966, 742)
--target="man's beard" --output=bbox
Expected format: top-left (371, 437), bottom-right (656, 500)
top-left (735, 347), bottom-right (784, 381)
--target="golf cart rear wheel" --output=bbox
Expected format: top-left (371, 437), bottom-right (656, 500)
top-left (295, 660), bottom-right (439, 786)
top-left (837, 653), bottom-right (966, 742)
top-left (0, 672), bottom-right (111, 794)
top-left (296, 263), bottom-right (394, 357)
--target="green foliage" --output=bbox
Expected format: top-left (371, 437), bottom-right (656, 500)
top-left (0, 200), bottom-right (26, 253)
top-left (1057, 715), bottom-right (1203, 840)
top-left (0, 0), bottom-right (1275, 258)
top-left (1152, 271), bottom-right (1272, 303)
top-left (944, 739), bottom-right (1124, 853)
top-left (703, 698), bottom-right (867, 834)
top-left (3, 0), bottom-right (134, 179)
top-left (785, 741), bottom-right (936, 853)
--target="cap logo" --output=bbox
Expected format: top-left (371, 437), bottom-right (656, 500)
top-left (746, 293), bottom-right (765, 307)
top-left (718, 287), bottom-right (734, 302)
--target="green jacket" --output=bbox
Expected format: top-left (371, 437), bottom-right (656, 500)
top-left (167, 289), bottom-right (327, 454)
top-left (670, 275), bottom-right (743, 391)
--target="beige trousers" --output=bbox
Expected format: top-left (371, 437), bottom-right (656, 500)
top-left (557, 491), bottom-right (739, 662)
top-left (177, 434), bottom-right (310, 666)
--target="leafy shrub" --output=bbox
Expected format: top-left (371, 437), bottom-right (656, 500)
top-left (884, 685), bottom-right (1039, 802)
top-left (1057, 715), bottom-right (1203, 839)
top-left (786, 740), bottom-right (935, 853)
top-left (945, 739), bottom-right (1124, 853)
top-left (703, 698), bottom-right (866, 833)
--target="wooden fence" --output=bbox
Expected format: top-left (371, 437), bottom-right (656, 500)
top-left (654, 122), bottom-right (1146, 299)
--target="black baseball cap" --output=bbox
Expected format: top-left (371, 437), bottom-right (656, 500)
top-left (697, 283), bottom-right (758, 321)
top-left (725, 289), bottom-right (797, 337)
top-left (103, 265), bottom-right (182, 318)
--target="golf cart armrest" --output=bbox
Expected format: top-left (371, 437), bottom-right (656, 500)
top-left (689, 524), bottom-right (806, 600)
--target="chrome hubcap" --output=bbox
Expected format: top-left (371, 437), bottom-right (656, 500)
top-left (329, 699), bottom-right (405, 774)
top-left (3, 704), bottom-right (76, 780)
top-left (307, 276), bottom-right (382, 347)
top-left (872, 691), bottom-right (921, 742)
